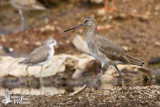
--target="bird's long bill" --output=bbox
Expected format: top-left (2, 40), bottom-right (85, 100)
top-left (64, 24), bottom-right (83, 32)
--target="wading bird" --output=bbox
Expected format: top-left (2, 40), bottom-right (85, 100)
top-left (64, 16), bottom-right (144, 88)
top-left (10, 0), bottom-right (46, 31)
top-left (19, 39), bottom-right (57, 89)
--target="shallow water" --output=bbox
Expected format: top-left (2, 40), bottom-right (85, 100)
top-left (0, 70), bottom-right (159, 96)
top-left (0, 0), bottom-right (160, 96)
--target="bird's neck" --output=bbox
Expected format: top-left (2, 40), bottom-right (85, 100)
top-left (86, 25), bottom-right (97, 42)
top-left (48, 44), bottom-right (54, 49)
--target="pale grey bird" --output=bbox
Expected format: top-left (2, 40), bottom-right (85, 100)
top-left (64, 16), bottom-right (144, 88)
top-left (19, 39), bottom-right (57, 88)
top-left (9, 0), bottom-right (46, 31)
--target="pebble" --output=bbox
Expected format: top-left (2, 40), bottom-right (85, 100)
top-left (97, 8), bottom-right (106, 16)
top-left (154, 41), bottom-right (160, 47)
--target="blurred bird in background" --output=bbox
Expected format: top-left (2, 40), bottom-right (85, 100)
top-left (19, 39), bottom-right (57, 91)
top-left (104, 0), bottom-right (117, 12)
top-left (9, 0), bottom-right (46, 31)
top-left (90, 0), bottom-right (117, 12)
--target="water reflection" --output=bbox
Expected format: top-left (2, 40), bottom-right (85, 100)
top-left (0, 72), bottom-right (158, 96)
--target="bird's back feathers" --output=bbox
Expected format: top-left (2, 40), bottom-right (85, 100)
top-left (88, 35), bottom-right (144, 66)
top-left (19, 45), bottom-right (52, 65)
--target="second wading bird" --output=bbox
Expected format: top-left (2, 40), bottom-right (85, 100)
top-left (9, 0), bottom-right (46, 31)
top-left (19, 39), bottom-right (57, 89)
top-left (104, 0), bottom-right (117, 12)
top-left (64, 16), bottom-right (144, 88)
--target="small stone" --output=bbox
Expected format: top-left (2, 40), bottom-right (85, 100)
top-left (56, 26), bottom-right (62, 32)
top-left (72, 35), bottom-right (90, 54)
top-left (8, 48), bottom-right (14, 52)
top-left (97, 25), bottom-right (113, 31)
top-left (66, 40), bottom-right (70, 44)
top-left (132, 9), bottom-right (137, 13)
top-left (122, 46), bottom-right (129, 51)
top-left (97, 8), bottom-right (106, 16)
top-left (108, 15), bottom-right (113, 20)
top-left (138, 32), bottom-right (148, 37)
top-left (40, 27), bottom-right (45, 32)
top-left (23, 40), bottom-right (29, 45)
top-left (53, 21), bottom-right (58, 25)
top-left (1, 36), bottom-right (6, 42)
top-left (44, 18), bottom-right (49, 24)
top-left (45, 25), bottom-right (51, 30)
top-left (35, 41), bottom-right (42, 46)
top-left (93, 0), bottom-right (103, 4)
top-left (154, 41), bottom-right (160, 47)
top-left (155, 5), bottom-right (160, 11)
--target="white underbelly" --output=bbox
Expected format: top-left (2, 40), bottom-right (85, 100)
top-left (37, 49), bottom-right (54, 66)
top-left (90, 50), bottom-right (110, 64)
top-left (88, 46), bottom-right (111, 65)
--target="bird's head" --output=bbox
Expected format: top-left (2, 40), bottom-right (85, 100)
top-left (64, 16), bottom-right (97, 32)
top-left (45, 39), bottom-right (57, 46)
top-left (82, 16), bottom-right (96, 27)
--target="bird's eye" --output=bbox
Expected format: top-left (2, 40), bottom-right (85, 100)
top-left (84, 19), bottom-right (88, 23)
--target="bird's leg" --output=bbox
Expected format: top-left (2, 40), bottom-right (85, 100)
top-left (110, 0), bottom-right (117, 12)
top-left (20, 66), bottom-right (31, 94)
top-left (91, 63), bottom-right (104, 89)
top-left (94, 60), bottom-right (97, 73)
top-left (18, 9), bottom-right (25, 32)
top-left (26, 66), bottom-right (31, 92)
top-left (104, 0), bottom-right (109, 12)
top-left (114, 65), bottom-right (124, 88)
top-left (39, 65), bottom-right (43, 94)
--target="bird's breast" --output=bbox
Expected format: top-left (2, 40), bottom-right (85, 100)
top-left (47, 49), bottom-right (54, 60)
top-left (87, 42), bottom-right (103, 62)
top-left (87, 41), bottom-right (112, 65)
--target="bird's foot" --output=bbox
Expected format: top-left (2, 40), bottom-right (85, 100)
top-left (90, 82), bottom-right (96, 89)
top-left (109, 7), bottom-right (117, 12)
top-left (104, 7), bottom-right (109, 12)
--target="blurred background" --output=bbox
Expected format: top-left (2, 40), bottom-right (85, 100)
top-left (0, 0), bottom-right (160, 96)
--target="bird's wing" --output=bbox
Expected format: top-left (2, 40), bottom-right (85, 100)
top-left (10, 0), bottom-right (46, 10)
top-left (27, 46), bottom-right (50, 64)
top-left (92, 37), bottom-right (130, 64)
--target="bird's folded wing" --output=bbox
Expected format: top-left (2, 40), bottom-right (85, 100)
top-left (94, 38), bottom-right (130, 64)
top-left (28, 46), bottom-right (50, 64)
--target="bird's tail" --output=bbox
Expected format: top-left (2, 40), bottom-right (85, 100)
top-left (126, 54), bottom-right (144, 66)
top-left (18, 59), bottom-right (28, 65)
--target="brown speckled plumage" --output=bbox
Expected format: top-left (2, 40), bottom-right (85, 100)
top-left (64, 16), bottom-right (144, 88)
